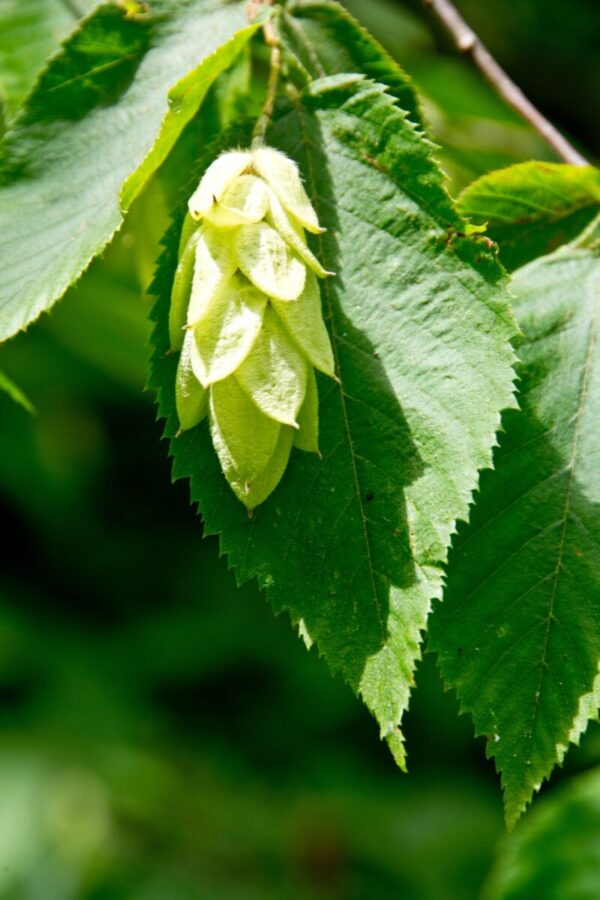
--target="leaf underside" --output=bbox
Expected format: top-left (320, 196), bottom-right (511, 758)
top-left (0, 0), bottom-right (261, 342)
top-left (430, 242), bottom-right (600, 827)
top-left (150, 74), bottom-right (516, 764)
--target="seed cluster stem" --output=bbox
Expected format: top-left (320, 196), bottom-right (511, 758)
top-left (251, 2), bottom-right (283, 148)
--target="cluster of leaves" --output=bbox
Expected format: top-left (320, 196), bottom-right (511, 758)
top-left (0, 0), bottom-right (599, 836)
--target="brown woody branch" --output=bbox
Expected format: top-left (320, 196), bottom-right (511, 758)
top-left (422, 0), bottom-right (588, 166)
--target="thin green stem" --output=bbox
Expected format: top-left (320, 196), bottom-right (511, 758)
top-left (58, 0), bottom-right (84, 18)
top-left (252, 6), bottom-right (282, 148)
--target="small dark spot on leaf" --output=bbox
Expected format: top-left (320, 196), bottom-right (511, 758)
top-left (365, 491), bottom-right (374, 502)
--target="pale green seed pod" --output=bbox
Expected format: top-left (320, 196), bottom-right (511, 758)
top-left (265, 187), bottom-right (331, 278)
top-left (169, 146), bottom-right (336, 509)
top-left (191, 274), bottom-right (266, 387)
top-left (169, 228), bottom-right (199, 351)
top-left (235, 222), bottom-right (306, 301)
top-left (271, 270), bottom-right (335, 377)
top-left (294, 366), bottom-right (319, 453)
top-left (252, 147), bottom-right (323, 234)
top-left (176, 329), bottom-right (208, 431)
top-left (210, 376), bottom-right (280, 483)
top-left (187, 225), bottom-right (237, 324)
top-left (235, 306), bottom-right (308, 427)
top-left (188, 151), bottom-right (252, 220)
top-left (204, 174), bottom-right (269, 227)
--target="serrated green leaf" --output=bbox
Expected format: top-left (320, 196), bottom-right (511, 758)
top-left (429, 241), bottom-right (600, 827)
top-left (484, 767), bottom-right (600, 900)
top-left (0, 0), bottom-right (261, 343)
top-left (282, 0), bottom-right (423, 127)
top-left (459, 162), bottom-right (600, 271)
top-left (150, 76), bottom-right (516, 764)
top-left (0, 0), bottom-right (98, 120)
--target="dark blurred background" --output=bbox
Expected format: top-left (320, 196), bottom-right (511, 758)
top-left (0, 0), bottom-right (598, 896)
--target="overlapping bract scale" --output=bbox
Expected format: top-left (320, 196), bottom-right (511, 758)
top-left (170, 147), bottom-right (334, 508)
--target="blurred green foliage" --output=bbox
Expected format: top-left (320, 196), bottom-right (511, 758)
top-left (0, 0), bottom-right (599, 896)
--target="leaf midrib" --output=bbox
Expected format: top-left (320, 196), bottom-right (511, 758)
top-left (291, 93), bottom-right (387, 643)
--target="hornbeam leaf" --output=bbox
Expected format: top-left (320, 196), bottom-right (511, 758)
top-left (459, 162), bottom-right (600, 271)
top-left (281, 0), bottom-right (423, 127)
top-left (485, 767), bottom-right (600, 899)
top-left (430, 235), bottom-right (600, 827)
top-left (0, 0), bottom-right (98, 120)
top-left (0, 0), bottom-right (262, 342)
top-left (150, 75), bottom-right (516, 765)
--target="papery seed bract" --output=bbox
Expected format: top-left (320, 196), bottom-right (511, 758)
top-left (188, 150), bottom-right (251, 220)
top-left (176, 329), bottom-right (208, 431)
top-left (210, 376), bottom-right (280, 482)
top-left (252, 147), bottom-right (322, 234)
top-left (271, 270), bottom-right (335, 377)
top-left (178, 211), bottom-right (198, 258)
top-left (265, 188), bottom-right (331, 278)
top-left (236, 306), bottom-right (308, 427)
top-left (205, 174), bottom-right (270, 228)
top-left (294, 366), bottom-right (319, 453)
top-left (169, 228), bottom-right (200, 351)
top-left (187, 226), bottom-right (237, 324)
top-left (211, 417), bottom-right (294, 510)
top-left (235, 222), bottom-right (306, 301)
top-left (191, 274), bottom-right (266, 387)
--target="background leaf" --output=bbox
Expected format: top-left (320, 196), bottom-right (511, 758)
top-left (150, 74), bottom-right (516, 764)
top-left (430, 233), bottom-right (600, 827)
top-left (485, 766), bottom-right (600, 900)
top-left (458, 162), bottom-right (600, 270)
top-left (0, 0), bottom-right (98, 122)
top-left (0, 0), bottom-right (261, 343)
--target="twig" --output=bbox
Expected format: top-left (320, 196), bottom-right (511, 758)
top-left (251, 1), bottom-right (282, 147)
top-left (422, 0), bottom-right (588, 166)
top-left (58, 0), bottom-right (84, 18)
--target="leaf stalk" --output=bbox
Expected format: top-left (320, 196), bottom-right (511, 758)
top-left (251, 2), bottom-right (283, 148)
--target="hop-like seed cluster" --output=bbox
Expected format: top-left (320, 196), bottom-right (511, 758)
top-left (169, 147), bottom-right (335, 509)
